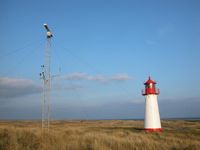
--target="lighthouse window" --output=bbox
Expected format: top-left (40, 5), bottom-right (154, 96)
top-left (149, 83), bottom-right (153, 88)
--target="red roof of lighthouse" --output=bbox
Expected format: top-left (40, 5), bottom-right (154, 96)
top-left (144, 76), bottom-right (156, 85)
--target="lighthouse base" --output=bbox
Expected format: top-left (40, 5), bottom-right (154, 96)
top-left (144, 128), bottom-right (163, 132)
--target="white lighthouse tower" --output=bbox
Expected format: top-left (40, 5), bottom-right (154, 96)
top-left (142, 77), bottom-right (162, 132)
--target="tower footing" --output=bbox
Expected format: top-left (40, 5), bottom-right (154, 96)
top-left (144, 128), bottom-right (163, 132)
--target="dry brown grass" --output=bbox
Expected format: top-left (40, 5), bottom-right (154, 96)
top-left (0, 120), bottom-right (200, 150)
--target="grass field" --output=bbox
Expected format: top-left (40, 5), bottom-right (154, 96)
top-left (0, 120), bottom-right (200, 150)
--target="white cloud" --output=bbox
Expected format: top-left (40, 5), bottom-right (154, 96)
top-left (145, 40), bottom-right (157, 45)
top-left (61, 72), bottom-right (87, 80)
top-left (59, 72), bottom-right (132, 82)
top-left (158, 23), bottom-right (174, 37)
top-left (52, 83), bottom-right (83, 91)
top-left (87, 75), bottom-right (106, 82)
top-left (0, 77), bottom-right (42, 98)
top-left (111, 74), bottom-right (132, 81)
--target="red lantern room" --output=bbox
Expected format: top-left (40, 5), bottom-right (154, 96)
top-left (142, 76), bottom-right (159, 95)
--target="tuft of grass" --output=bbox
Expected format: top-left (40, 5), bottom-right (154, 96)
top-left (0, 120), bottom-right (200, 150)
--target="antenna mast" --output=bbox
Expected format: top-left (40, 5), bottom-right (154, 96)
top-left (40, 24), bottom-right (53, 132)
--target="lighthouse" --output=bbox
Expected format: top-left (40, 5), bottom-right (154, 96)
top-left (142, 77), bottom-right (162, 132)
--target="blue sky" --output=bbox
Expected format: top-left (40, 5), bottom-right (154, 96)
top-left (0, 0), bottom-right (200, 119)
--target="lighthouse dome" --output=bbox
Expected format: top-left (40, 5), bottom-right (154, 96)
top-left (144, 76), bottom-right (156, 85)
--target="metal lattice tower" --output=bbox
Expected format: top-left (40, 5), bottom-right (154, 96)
top-left (40, 24), bottom-right (53, 132)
